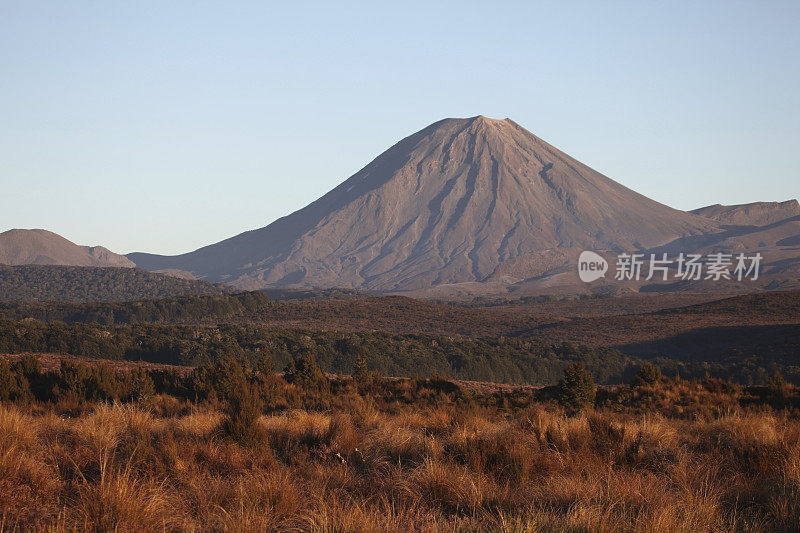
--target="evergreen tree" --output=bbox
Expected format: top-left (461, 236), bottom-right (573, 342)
top-left (558, 363), bottom-right (595, 412)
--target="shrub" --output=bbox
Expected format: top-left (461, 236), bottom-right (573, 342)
top-left (632, 364), bottom-right (663, 387)
top-left (221, 372), bottom-right (264, 446)
top-left (284, 353), bottom-right (328, 392)
top-left (352, 353), bottom-right (369, 383)
top-left (125, 368), bottom-right (156, 402)
top-left (557, 363), bottom-right (595, 411)
top-left (255, 352), bottom-right (274, 377)
top-left (0, 360), bottom-right (22, 401)
top-left (768, 372), bottom-right (788, 395)
top-left (352, 352), bottom-right (380, 393)
top-left (767, 372), bottom-right (790, 408)
top-left (19, 355), bottom-right (42, 377)
top-left (424, 372), bottom-right (460, 395)
top-left (57, 361), bottom-right (90, 403)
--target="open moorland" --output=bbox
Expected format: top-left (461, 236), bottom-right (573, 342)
top-left (1, 353), bottom-right (800, 532)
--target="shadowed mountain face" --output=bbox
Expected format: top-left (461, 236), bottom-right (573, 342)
top-left (0, 229), bottom-right (134, 268)
top-left (129, 116), bottom-right (720, 291)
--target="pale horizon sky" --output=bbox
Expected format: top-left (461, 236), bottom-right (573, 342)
top-left (1, 1), bottom-right (798, 255)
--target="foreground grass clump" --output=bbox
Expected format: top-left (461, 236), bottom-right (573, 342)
top-left (2, 375), bottom-right (800, 531)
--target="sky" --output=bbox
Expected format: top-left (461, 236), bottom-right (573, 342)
top-left (1, 1), bottom-right (798, 255)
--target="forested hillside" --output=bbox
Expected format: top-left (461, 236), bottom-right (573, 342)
top-left (1, 289), bottom-right (798, 385)
top-left (0, 290), bottom-right (270, 324)
top-left (0, 318), bottom-right (637, 384)
top-left (0, 265), bottom-right (234, 302)
top-left (1, 316), bottom-right (795, 385)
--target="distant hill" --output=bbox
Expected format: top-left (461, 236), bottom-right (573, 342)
top-left (0, 228), bottom-right (134, 267)
top-left (0, 265), bottom-right (234, 302)
top-left (691, 200), bottom-right (800, 226)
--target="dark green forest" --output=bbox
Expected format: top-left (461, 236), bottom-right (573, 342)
top-left (1, 278), bottom-right (797, 386)
top-left (0, 265), bottom-right (233, 302)
top-left (1, 317), bottom-right (796, 385)
top-left (0, 317), bottom-right (631, 384)
top-left (0, 290), bottom-right (270, 324)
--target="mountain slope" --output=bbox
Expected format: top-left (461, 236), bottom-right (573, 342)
top-left (691, 200), bottom-right (800, 226)
top-left (130, 116), bottom-right (719, 291)
top-left (0, 229), bottom-right (134, 268)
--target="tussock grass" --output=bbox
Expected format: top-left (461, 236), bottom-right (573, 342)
top-left (2, 391), bottom-right (800, 531)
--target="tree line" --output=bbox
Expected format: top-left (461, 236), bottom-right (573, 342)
top-left (1, 316), bottom-right (797, 385)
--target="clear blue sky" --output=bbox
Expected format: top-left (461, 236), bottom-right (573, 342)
top-left (1, 1), bottom-right (798, 255)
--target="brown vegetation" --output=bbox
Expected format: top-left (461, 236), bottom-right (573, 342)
top-left (1, 369), bottom-right (799, 531)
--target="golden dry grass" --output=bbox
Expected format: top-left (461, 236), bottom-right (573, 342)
top-left (1, 400), bottom-right (799, 532)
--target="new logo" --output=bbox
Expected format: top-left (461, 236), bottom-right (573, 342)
top-left (578, 251), bottom-right (608, 283)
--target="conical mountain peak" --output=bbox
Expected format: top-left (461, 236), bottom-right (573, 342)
top-left (467, 114), bottom-right (509, 125)
top-left (129, 117), bottom-right (718, 292)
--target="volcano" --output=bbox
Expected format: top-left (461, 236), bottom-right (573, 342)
top-left (129, 116), bottom-right (719, 291)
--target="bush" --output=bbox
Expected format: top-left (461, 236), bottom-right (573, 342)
top-left (255, 352), bottom-right (274, 377)
top-left (125, 368), bottom-right (156, 402)
top-left (221, 372), bottom-right (264, 446)
top-left (0, 360), bottom-right (22, 401)
top-left (768, 372), bottom-right (788, 393)
top-left (425, 372), bottom-right (460, 394)
top-left (284, 353), bottom-right (328, 392)
top-left (767, 372), bottom-right (790, 407)
top-left (352, 352), bottom-right (380, 393)
top-left (558, 363), bottom-right (595, 411)
top-left (632, 364), bottom-right (662, 387)
top-left (19, 355), bottom-right (42, 377)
